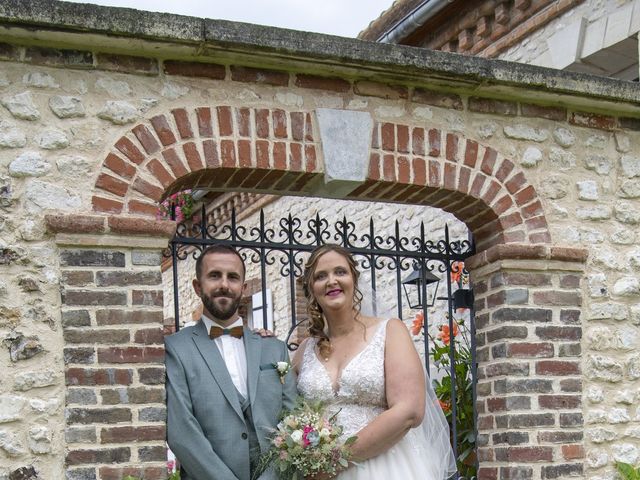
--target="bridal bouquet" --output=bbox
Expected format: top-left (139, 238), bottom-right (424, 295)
top-left (254, 400), bottom-right (356, 480)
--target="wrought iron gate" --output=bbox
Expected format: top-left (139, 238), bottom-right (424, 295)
top-left (164, 205), bottom-right (478, 478)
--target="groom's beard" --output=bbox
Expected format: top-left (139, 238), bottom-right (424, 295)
top-left (201, 291), bottom-right (242, 321)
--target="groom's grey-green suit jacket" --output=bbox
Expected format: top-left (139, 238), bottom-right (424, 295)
top-left (166, 320), bottom-right (297, 480)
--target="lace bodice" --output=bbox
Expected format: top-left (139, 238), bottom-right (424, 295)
top-left (297, 320), bottom-right (388, 439)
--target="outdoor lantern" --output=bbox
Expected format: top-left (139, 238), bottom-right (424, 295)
top-left (402, 266), bottom-right (440, 309)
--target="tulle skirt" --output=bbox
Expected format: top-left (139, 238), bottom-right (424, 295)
top-left (338, 427), bottom-right (449, 480)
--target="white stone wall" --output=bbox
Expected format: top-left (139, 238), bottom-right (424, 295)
top-left (499, 0), bottom-right (640, 75)
top-left (0, 42), bottom-right (639, 477)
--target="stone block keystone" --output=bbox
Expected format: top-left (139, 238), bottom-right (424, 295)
top-left (308, 109), bottom-right (373, 198)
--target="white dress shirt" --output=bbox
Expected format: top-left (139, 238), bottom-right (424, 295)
top-left (201, 315), bottom-right (248, 399)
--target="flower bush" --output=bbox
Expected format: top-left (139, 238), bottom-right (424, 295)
top-left (411, 261), bottom-right (476, 479)
top-left (157, 189), bottom-right (195, 223)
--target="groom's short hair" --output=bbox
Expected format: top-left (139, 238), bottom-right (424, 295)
top-left (195, 245), bottom-right (246, 280)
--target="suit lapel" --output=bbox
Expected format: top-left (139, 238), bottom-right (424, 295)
top-left (244, 327), bottom-right (262, 409)
top-left (191, 321), bottom-right (243, 420)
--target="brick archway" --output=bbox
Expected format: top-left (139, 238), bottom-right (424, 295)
top-left (92, 105), bottom-right (550, 251)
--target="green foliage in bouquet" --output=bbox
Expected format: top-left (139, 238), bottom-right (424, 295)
top-left (616, 462), bottom-right (640, 480)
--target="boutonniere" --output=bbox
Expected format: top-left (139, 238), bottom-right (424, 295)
top-left (274, 361), bottom-right (291, 384)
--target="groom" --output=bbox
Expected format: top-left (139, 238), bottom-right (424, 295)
top-left (165, 245), bottom-right (297, 480)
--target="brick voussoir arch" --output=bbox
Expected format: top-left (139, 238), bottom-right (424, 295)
top-left (349, 121), bottom-right (550, 250)
top-left (92, 108), bottom-right (550, 251)
top-left (93, 106), bottom-right (321, 216)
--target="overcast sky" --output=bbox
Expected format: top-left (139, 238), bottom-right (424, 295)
top-left (59, 0), bottom-right (394, 38)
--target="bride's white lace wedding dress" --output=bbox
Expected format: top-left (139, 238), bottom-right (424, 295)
top-left (297, 319), bottom-right (456, 480)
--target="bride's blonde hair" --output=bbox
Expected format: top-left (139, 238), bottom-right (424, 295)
top-left (303, 244), bottom-right (363, 359)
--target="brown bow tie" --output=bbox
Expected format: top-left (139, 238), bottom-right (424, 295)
top-left (209, 326), bottom-right (243, 339)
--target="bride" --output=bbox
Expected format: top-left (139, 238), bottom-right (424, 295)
top-left (294, 244), bottom-right (457, 480)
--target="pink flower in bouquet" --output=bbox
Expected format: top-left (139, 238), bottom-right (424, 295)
top-left (279, 450), bottom-right (289, 461)
top-left (273, 436), bottom-right (284, 448)
top-left (167, 459), bottom-right (175, 472)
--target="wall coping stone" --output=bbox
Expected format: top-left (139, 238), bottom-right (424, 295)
top-left (0, 0), bottom-right (639, 112)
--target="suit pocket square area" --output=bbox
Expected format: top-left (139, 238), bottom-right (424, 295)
top-left (259, 363), bottom-right (277, 371)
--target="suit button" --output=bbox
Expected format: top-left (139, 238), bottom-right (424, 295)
top-left (241, 433), bottom-right (248, 440)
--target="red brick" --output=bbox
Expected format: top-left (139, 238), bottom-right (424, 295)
top-left (171, 108), bottom-right (193, 139)
top-left (290, 143), bottom-right (302, 171)
top-left (132, 178), bottom-right (163, 202)
top-left (533, 291), bottom-right (581, 307)
top-left (96, 53), bottom-right (158, 74)
top-left (464, 140), bottom-right (479, 167)
top-left (183, 142), bottom-right (204, 171)
top-left (163, 60), bottom-right (225, 79)
top-left (230, 65), bottom-right (289, 86)
top-left (132, 125), bottom-right (160, 155)
top-left (354, 80), bottom-right (408, 99)
top-left (99, 467), bottom-right (166, 480)
top-left (521, 199), bottom-right (543, 219)
top-left (161, 148), bottom-right (188, 177)
top-left (428, 159), bottom-right (440, 186)
top-left (104, 153), bottom-right (136, 180)
top-left (482, 180), bottom-right (502, 205)
top-left (272, 109), bottom-right (287, 138)
top-left (96, 173), bottom-right (128, 197)
top-left (132, 290), bottom-right (163, 306)
top-left (149, 115), bottom-right (176, 146)
top-left (255, 109), bottom-right (269, 138)
top-left (195, 107), bottom-right (213, 137)
top-left (500, 211), bottom-right (523, 230)
top-left (66, 368), bottom-right (132, 386)
top-left (470, 172), bottom-right (487, 197)
top-left (481, 147), bottom-right (497, 175)
top-left (495, 159), bottom-right (515, 182)
top-left (216, 106), bottom-right (233, 137)
top-left (115, 137), bottom-right (145, 165)
top-left (381, 123), bottom-right (395, 151)
top-left (536, 361), bottom-right (580, 375)
top-left (397, 125), bottom-right (409, 153)
top-left (237, 140), bottom-right (252, 168)
top-left (127, 200), bottom-right (157, 217)
top-left (508, 343), bottom-right (553, 358)
top-left (295, 74), bottom-right (350, 92)
top-left (487, 397), bottom-right (506, 412)
top-left (291, 112), bottom-right (304, 141)
top-left (368, 153), bottom-right (380, 181)
top-left (146, 159), bottom-right (174, 188)
top-left (237, 108), bottom-right (251, 137)
top-left (469, 97), bottom-right (517, 115)
top-left (220, 140), bottom-right (237, 168)
top-left (101, 425), bottom-right (166, 443)
top-left (549, 247), bottom-right (588, 263)
top-left (256, 140), bottom-right (270, 169)
top-left (134, 327), bottom-right (164, 345)
top-left (305, 145), bottom-right (317, 172)
top-left (305, 114), bottom-right (314, 141)
top-left (412, 127), bottom-right (425, 156)
top-left (412, 88), bottom-right (463, 109)
top-left (521, 103), bottom-right (566, 121)
top-left (443, 162), bottom-right (456, 190)
top-left (92, 196), bottom-right (123, 214)
top-left (382, 154), bottom-right (396, 182)
top-left (412, 157), bottom-right (426, 185)
top-left (539, 395), bottom-right (581, 410)
top-left (493, 194), bottom-right (514, 216)
top-left (273, 142), bottom-right (286, 170)
top-left (458, 166), bottom-right (471, 193)
top-left (445, 133), bottom-right (458, 161)
top-left (478, 468), bottom-right (498, 480)
top-left (505, 172), bottom-right (527, 194)
top-left (202, 140), bottom-right (219, 168)
top-left (525, 216), bottom-right (548, 230)
top-left (397, 156), bottom-right (410, 183)
top-left (562, 445), bottom-right (584, 460)
top-left (529, 231), bottom-right (551, 243)
top-left (98, 346), bottom-right (164, 364)
top-left (496, 446), bottom-right (553, 462)
top-left (569, 111), bottom-right (616, 131)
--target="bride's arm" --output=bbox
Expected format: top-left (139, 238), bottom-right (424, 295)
top-left (348, 318), bottom-right (426, 462)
